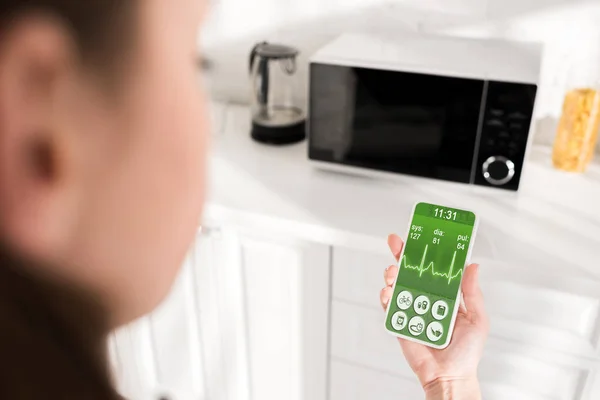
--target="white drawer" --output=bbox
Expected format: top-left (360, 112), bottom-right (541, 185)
top-left (330, 360), bottom-right (552, 400)
top-left (331, 247), bottom-right (600, 356)
top-left (330, 361), bottom-right (422, 400)
top-left (331, 301), bottom-right (586, 400)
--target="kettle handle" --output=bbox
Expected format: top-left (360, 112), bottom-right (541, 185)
top-left (249, 42), bottom-right (267, 74)
top-left (249, 42), bottom-right (270, 107)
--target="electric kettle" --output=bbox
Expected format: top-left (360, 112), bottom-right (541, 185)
top-left (249, 42), bottom-right (306, 145)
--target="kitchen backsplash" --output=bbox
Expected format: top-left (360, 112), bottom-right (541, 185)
top-left (199, 0), bottom-right (600, 150)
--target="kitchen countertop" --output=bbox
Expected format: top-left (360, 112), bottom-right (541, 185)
top-left (204, 102), bottom-right (600, 282)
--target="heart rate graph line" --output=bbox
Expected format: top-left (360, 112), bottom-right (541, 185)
top-left (400, 244), bottom-right (462, 285)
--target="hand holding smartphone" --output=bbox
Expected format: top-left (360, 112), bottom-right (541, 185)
top-left (384, 202), bottom-right (478, 349)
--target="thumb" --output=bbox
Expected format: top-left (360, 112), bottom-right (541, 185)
top-left (461, 263), bottom-right (485, 317)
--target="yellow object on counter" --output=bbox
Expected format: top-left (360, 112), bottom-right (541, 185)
top-left (552, 88), bottom-right (600, 172)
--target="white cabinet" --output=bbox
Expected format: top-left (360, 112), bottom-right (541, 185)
top-left (108, 228), bottom-right (600, 400)
top-left (236, 232), bottom-right (330, 400)
top-left (330, 361), bottom-right (423, 400)
top-left (331, 301), bottom-right (587, 400)
top-left (329, 246), bottom-right (600, 400)
top-left (109, 226), bottom-right (330, 400)
top-left (109, 228), bottom-right (247, 400)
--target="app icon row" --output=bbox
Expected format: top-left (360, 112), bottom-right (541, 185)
top-left (396, 290), bottom-right (449, 320)
top-left (391, 312), bottom-right (444, 342)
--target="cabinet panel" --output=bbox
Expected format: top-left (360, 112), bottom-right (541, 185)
top-left (582, 369), bottom-right (600, 400)
top-left (330, 360), bottom-right (552, 400)
top-left (331, 247), bottom-right (600, 356)
top-left (241, 238), bottom-right (303, 400)
top-left (330, 360), bottom-right (423, 400)
top-left (145, 255), bottom-right (206, 399)
top-left (193, 229), bottom-right (251, 400)
top-left (110, 228), bottom-right (330, 400)
top-left (482, 281), bottom-right (599, 354)
top-left (331, 301), bottom-right (585, 400)
top-left (109, 230), bottom-right (251, 400)
top-left (110, 327), bottom-right (149, 400)
top-left (239, 234), bottom-right (330, 400)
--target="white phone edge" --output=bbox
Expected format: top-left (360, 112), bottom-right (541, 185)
top-left (383, 201), bottom-right (480, 350)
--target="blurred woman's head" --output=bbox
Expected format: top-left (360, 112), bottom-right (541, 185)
top-left (0, 0), bottom-right (209, 326)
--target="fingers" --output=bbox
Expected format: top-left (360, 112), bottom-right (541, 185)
top-left (384, 265), bottom-right (398, 286)
top-left (461, 263), bottom-right (480, 299)
top-left (381, 264), bottom-right (399, 310)
top-left (461, 263), bottom-right (486, 319)
top-left (383, 234), bottom-right (401, 311)
top-left (388, 234), bottom-right (404, 262)
top-left (380, 286), bottom-right (394, 310)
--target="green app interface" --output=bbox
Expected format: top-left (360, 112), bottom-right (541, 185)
top-left (386, 202), bottom-right (476, 347)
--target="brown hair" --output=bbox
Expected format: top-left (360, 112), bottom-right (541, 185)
top-left (0, 1), bottom-right (135, 73)
top-left (0, 247), bottom-right (121, 399)
top-left (0, 2), bottom-right (135, 399)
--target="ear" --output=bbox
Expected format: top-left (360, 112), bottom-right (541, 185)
top-left (0, 15), bottom-right (80, 259)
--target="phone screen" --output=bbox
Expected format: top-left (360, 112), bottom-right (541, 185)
top-left (385, 202), bottom-right (476, 348)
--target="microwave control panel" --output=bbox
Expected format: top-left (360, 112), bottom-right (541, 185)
top-left (474, 81), bottom-right (538, 191)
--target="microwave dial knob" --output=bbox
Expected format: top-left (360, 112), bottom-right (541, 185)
top-left (482, 156), bottom-right (515, 186)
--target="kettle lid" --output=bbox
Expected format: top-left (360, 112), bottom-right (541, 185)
top-left (253, 42), bottom-right (299, 59)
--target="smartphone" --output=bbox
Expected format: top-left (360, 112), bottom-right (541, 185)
top-left (384, 202), bottom-right (478, 349)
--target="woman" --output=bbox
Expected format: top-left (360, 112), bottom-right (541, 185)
top-left (0, 1), bottom-right (488, 399)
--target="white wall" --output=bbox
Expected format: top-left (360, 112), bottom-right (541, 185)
top-left (199, 0), bottom-right (600, 148)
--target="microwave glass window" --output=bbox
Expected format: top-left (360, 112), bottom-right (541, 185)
top-left (310, 63), bottom-right (485, 183)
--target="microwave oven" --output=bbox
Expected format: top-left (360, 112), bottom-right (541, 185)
top-left (308, 33), bottom-right (543, 191)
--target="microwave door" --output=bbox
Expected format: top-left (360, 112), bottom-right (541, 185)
top-left (309, 64), bottom-right (484, 183)
top-left (348, 106), bottom-right (445, 163)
